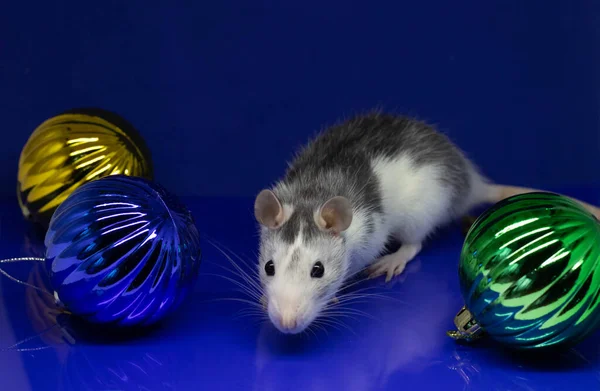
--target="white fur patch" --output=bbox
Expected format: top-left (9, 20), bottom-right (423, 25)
top-left (371, 155), bottom-right (453, 244)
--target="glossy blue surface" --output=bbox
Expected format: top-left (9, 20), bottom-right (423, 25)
top-left (45, 176), bottom-right (201, 327)
top-left (1, 192), bottom-right (599, 391)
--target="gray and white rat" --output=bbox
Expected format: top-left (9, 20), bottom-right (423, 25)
top-left (253, 112), bottom-right (600, 334)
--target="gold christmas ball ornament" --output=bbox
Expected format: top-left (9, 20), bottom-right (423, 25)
top-left (17, 108), bottom-right (153, 227)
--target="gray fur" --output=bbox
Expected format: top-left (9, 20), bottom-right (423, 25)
top-left (270, 111), bottom-right (472, 244)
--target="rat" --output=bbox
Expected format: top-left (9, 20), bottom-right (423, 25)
top-left (253, 112), bottom-right (600, 334)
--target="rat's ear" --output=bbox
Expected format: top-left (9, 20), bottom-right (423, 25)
top-left (254, 189), bottom-right (285, 229)
top-left (316, 196), bottom-right (353, 234)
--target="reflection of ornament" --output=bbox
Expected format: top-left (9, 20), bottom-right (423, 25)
top-left (25, 263), bottom-right (71, 362)
top-left (22, 223), bottom-right (46, 257)
top-left (59, 342), bottom-right (179, 391)
top-left (18, 108), bottom-right (153, 227)
top-left (45, 175), bottom-right (201, 326)
top-left (446, 350), bottom-right (481, 388)
top-left (448, 192), bottom-right (600, 350)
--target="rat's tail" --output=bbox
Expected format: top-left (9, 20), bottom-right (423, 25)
top-left (483, 184), bottom-right (600, 220)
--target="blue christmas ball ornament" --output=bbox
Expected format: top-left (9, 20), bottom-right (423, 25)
top-left (44, 175), bottom-right (201, 326)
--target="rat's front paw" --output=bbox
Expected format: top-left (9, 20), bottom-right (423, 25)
top-left (367, 253), bottom-right (408, 283)
top-left (367, 243), bottom-right (422, 283)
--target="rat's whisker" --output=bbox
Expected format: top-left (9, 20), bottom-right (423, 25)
top-left (313, 318), bottom-right (343, 334)
top-left (336, 292), bottom-right (405, 305)
top-left (205, 297), bottom-right (264, 310)
top-left (341, 267), bottom-right (375, 286)
top-left (236, 306), bottom-right (267, 316)
top-left (322, 300), bottom-right (372, 311)
top-left (323, 306), bottom-right (371, 316)
top-left (221, 244), bottom-right (261, 279)
top-left (334, 286), bottom-right (410, 306)
top-left (324, 293), bottom-right (382, 308)
top-left (309, 321), bottom-right (329, 338)
top-left (338, 277), bottom-right (382, 293)
top-left (322, 310), bottom-right (373, 322)
top-left (201, 270), bottom-right (260, 293)
top-left (211, 246), bottom-right (260, 283)
top-left (303, 324), bottom-right (318, 339)
top-left (337, 280), bottom-right (371, 295)
top-left (205, 238), bottom-right (261, 285)
top-left (317, 317), bottom-right (356, 336)
top-left (322, 306), bottom-right (367, 317)
top-left (323, 311), bottom-right (363, 320)
top-left (234, 308), bottom-right (268, 321)
top-left (201, 273), bottom-right (262, 302)
top-left (202, 249), bottom-right (263, 294)
top-left (211, 265), bottom-right (263, 299)
top-left (322, 305), bottom-right (380, 322)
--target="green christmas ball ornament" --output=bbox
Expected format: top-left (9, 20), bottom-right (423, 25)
top-left (448, 192), bottom-right (600, 350)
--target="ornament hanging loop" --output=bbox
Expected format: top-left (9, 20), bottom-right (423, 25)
top-left (0, 257), bottom-right (52, 296)
top-left (447, 306), bottom-right (483, 341)
top-left (0, 257), bottom-right (69, 310)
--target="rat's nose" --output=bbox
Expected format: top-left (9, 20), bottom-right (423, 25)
top-left (268, 296), bottom-right (304, 333)
top-left (279, 312), bottom-right (297, 331)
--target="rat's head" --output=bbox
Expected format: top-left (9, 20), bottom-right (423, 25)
top-left (254, 189), bottom-right (353, 334)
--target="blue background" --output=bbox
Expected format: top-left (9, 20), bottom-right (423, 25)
top-left (1, 1), bottom-right (600, 391)
top-left (2, 0), bottom-right (599, 198)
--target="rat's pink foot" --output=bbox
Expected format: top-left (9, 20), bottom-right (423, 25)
top-left (368, 243), bottom-right (422, 282)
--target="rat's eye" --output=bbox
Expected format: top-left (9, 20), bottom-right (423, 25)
top-left (265, 260), bottom-right (275, 276)
top-left (311, 261), bottom-right (324, 278)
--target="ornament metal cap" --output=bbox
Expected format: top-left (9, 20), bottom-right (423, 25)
top-left (446, 306), bottom-right (483, 341)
